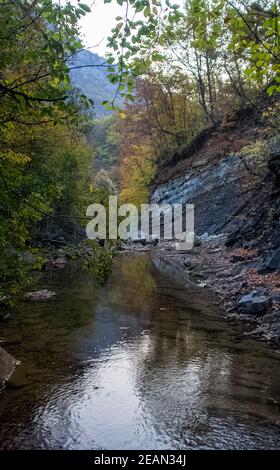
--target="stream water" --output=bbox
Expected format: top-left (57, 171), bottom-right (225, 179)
top-left (0, 253), bottom-right (280, 450)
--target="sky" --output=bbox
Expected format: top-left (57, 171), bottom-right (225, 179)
top-left (63, 0), bottom-right (184, 58)
top-left (59, 0), bottom-right (185, 61)
top-left (64, 0), bottom-right (126, 57)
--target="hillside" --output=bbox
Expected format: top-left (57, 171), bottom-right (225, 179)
top-left (69, 50), bottom-right (123, 117)
top-left (149, 96), bottom-right (280, 344)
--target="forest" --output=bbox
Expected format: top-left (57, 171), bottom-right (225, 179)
top-left (0, 0), bottom-right (279, 304)
top-left (0, 0), bottom-right (280, 454)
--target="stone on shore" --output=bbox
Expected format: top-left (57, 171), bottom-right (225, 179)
top-left (238, 291), bottom-right (272, 315)
top-left (24, 289), bottom-right (56, 301)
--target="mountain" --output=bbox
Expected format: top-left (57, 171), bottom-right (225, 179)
top-left (69, 50), bottom-right (123, 117)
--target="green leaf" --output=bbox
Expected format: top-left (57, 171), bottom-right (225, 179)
top-left (267, 85), bottom-right (278, 96)
top-left (144, 7), bottom-right (151, 18)
top-left (75, 8), bottom-right (86, 16)
top-left (79, 3), bottom-right (91, 13)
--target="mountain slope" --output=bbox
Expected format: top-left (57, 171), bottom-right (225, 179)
top-left (69, 50), bottom-right (123, 117)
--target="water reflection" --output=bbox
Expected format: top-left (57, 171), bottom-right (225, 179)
top-left (0, 253), bottom-right (280, 449)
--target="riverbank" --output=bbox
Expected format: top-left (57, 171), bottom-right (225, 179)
top-left (143, 236), bottom-right (280, 347)
top-left (146, 99), bottom-right (280, 347)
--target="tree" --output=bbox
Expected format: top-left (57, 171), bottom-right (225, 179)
top-left (117, 99), bottom-right (155, 205)
top-left (0, 1), bottom-right (95, 303)
top-left (0, 0), bottom-right (94, 127)
top-left (105, 0), bottom-right (279, 102)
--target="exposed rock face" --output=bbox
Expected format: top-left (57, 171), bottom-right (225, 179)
top-left (0, 346), bottom-right (16, 388)
top-left (150, 153), bottom-right (259, 235)
top-left (149, 119), bottom-right (279, 242)
top-left (258, 247), bottom-right (280, 273)
top-left (148, 116), bottom-right (280, 343)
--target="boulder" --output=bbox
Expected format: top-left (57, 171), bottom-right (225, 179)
top-left (0, 346), bottom-right (16, 388)
top-left (176, 232), bottom-right (201, 248)
top-left (24, 289), bottom-right (56, 301)
top-left (238, 291), bottom-right (272, 315)
top-left (258, 247), bottom-right (280, 273)
top-left (193, 233), bottom-right (202, 247)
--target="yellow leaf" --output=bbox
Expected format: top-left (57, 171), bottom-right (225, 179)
top-left (1, 149), bottom-right (31, 164)
top-left (118, 111), bottom-right (126, 119)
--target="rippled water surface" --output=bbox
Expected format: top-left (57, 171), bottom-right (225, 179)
top-left (1, 253), bottom-right (280, 449)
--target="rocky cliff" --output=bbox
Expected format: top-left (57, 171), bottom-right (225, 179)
top-left (149, 94), bottom-right (280, 244)
top-left (149, 105), bottom-right (278, 237)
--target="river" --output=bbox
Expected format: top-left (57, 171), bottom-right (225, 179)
top-left (0, 253), bottom-right (280, 449)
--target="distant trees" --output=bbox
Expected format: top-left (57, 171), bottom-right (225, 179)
top-left (139, 72), bottom-right (204, 152)
top-left (117, 100), bottom-right (156, 206)
top-left (88, 117), bottom-right (119, 168)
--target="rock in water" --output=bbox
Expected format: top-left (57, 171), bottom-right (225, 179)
top-left (238, 292), bottom-right (272, 314)
top-left (0, 346), bottom-right (17, 388)
top-left (24, 289), bottom-right (56, 301)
